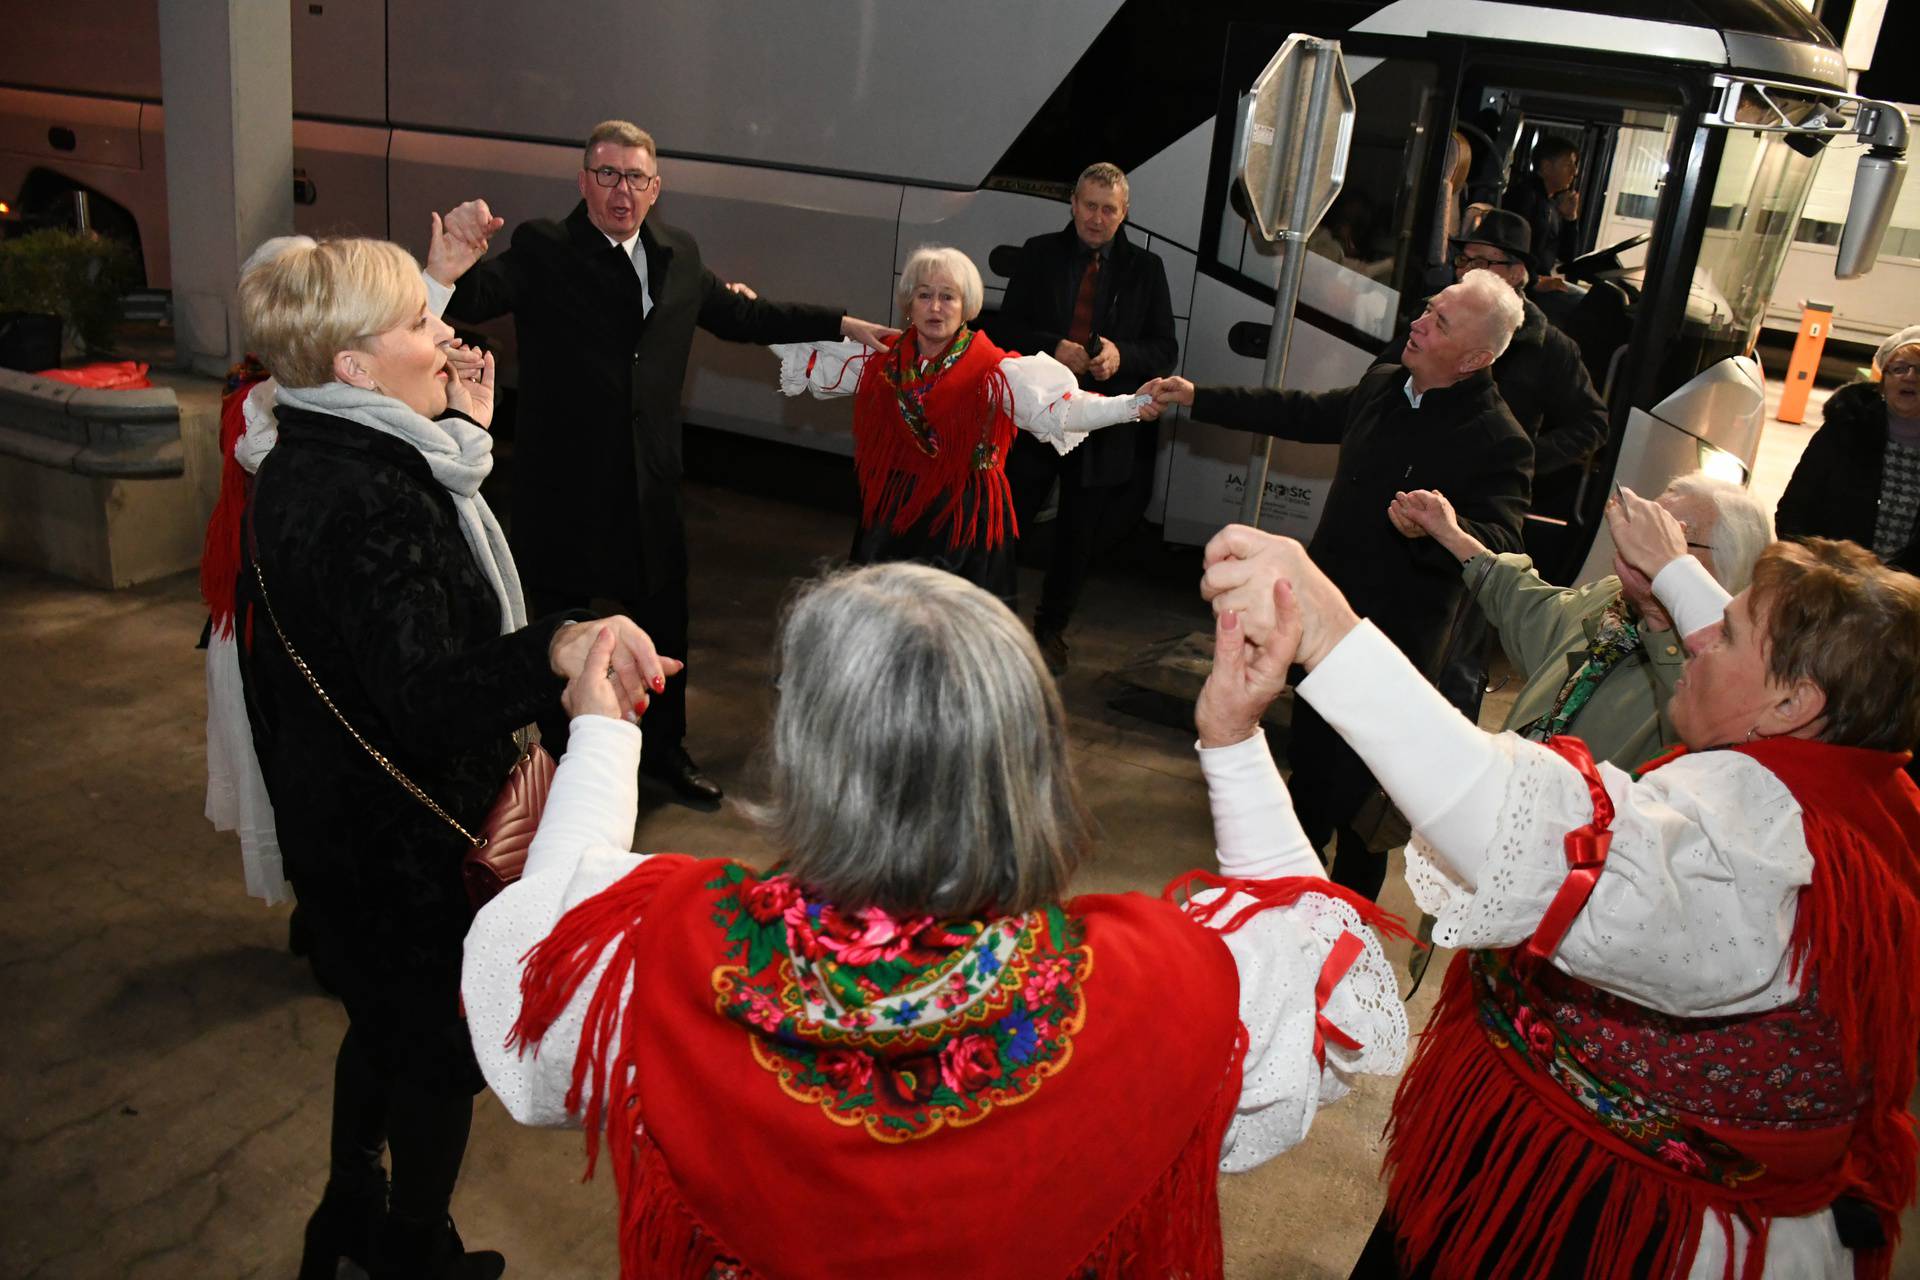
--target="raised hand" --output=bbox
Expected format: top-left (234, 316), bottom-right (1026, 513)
top-left (426, 201), bottom-right (503, 286)
top-left (1200, 524), bottom-right (1360, 672)
top-left (441, 342), bottom-right (496, 429)
top-left (1605, 484), bottom-right (1689, 581)
top-left (1195, 577), bottom-right (1303, 748)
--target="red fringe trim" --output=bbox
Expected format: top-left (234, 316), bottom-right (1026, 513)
top-left (1386, 951), bottom-right (1906, 1280)
top-left (851, 337), bottom-right (1019, 552)
top-left (1781, 804), bottom-right (1920, 1270)
top-left (200, 378), bottom-right (265, 637)
top-left (509, 855), bottom-right (690, 1177)
top-left (1165, 869), bottom-right (1415, 945)
top-left (600, 1024), bottom-right (1250, 1280)
top-left (1385, 955), bottom-right (1711, 1280)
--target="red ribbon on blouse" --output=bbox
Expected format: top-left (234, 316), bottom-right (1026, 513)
top-left (1522, 735), bottom-right (1616, 961)
top-left (1313, 929), bottom-right (1367, 1068)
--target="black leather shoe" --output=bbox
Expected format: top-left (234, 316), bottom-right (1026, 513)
top-left (297, 1177), bottom-right (386, 1280)
top-left (642, 745), bottom-right (724, 805)
top-left (370, 1214), bottom-right (504, 1280)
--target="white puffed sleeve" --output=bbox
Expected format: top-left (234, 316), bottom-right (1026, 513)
top-left (995, 352), bottom-right (1141, 454)
top-left (1207, 888), bottom-right (1408, 1171)
top-left (1195, 730), bottom-right (1406, 1172)
top-left (462, 715), bottom-right (654, 1127)
top-left (769, 339), bottom-right (873, 400)
top-left (1297, 621), bottom-right (1813, 1018)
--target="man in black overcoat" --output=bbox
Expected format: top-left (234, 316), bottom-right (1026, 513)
top-left (992, 162), bottom-right (1179, 673)
top-left (1145, 272), bottom-right (1534, 899)
top-left (1378, 209), bottom-right (1605, 483)
top-left (425, 120), bottom-right (893, 802)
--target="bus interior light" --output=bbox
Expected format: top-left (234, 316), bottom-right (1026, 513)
top-left (1697, 443), bottom-right (1749, 486)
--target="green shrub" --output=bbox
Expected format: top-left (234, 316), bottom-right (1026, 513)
top-left (0, 229), bottom-right (140, 353)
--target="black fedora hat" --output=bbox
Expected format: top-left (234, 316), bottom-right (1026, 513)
top-left (1453, 207), bottom-right (1531, 263)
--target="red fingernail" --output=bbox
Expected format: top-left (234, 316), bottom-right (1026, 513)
top-left (652, 675), bottom-right (665, 691)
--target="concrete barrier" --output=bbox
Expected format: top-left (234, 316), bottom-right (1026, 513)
top-left (0, 366), bottom-right (221, 589)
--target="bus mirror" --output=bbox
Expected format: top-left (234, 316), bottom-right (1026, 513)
top-left (1835, 150), bottom-right (1905, 280)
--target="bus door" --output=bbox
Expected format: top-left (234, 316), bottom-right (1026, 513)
top-left (1160, 29), bottom-right (1460, 548)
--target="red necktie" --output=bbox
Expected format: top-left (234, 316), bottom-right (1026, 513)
top-left (1066, 254), bottom-right (1101, 345)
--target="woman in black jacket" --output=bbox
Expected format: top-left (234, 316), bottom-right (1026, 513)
top-left (1775, 325), bottom-right (1920, 576)
top-left (230, 237), bottom-right (674, 1279)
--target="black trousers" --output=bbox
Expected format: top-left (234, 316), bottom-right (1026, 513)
top-left (530, 580), bottom-right (689, 759)
top-left (1006, 433), bottom-right (1122, 634)
top-left (1288, 698), bottom-right (1391, 901)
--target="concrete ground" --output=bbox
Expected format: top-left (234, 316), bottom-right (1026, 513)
top-left (5, 396), bottom-right (1917, 1279)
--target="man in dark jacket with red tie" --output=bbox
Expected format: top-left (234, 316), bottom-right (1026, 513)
top-left (993, 162), bottom-right (1179, 673)
top-left (424, 120), bottom-right (892, 803)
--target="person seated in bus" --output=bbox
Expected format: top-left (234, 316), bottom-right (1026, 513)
top-left (1141, 270), bottom-right (1534, 901)
top-left (991, 162), bottom-right (1181, 675)
top-left (1379, 208), bottom-right (1606, 483)
top-left (765, 245), bottom-right (1146, 609)
top-left (1202, 508), bottom-right (1920, 1280)
top-left (1503, 135), bottom-right (1583, 295)
top-left (1775, 324), bottom-right (1920, 578)
top-left (461, 561), bottom-right (1410, 1279)
top-left (1387, 472), bottom-right (1771, 764)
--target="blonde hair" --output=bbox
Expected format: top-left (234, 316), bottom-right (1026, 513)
top-left (895, 245), bottom-right (984, 322)
top-left (584, 119), bottom-right (656, 166)
top-left (237, 237), bottom-right (424, 388)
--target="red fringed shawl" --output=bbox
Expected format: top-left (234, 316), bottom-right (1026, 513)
top-left (509, 856), bottom-right (1308, 1279)
top-left (1384, 736), bottom-right (1920, 1280)
top-left (852, 328), bottom-right (1019, 552)
top-left (200, 366), bottom-right (269, 638)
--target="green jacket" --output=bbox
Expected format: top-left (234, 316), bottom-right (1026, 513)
top-left (1468, 552), bottom-right (1689, 771)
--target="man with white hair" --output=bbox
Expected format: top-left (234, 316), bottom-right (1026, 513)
top-left (1144, 271), bottom-right (1533, 899)
top-left (1389, 472), bottom-right (1774, 769)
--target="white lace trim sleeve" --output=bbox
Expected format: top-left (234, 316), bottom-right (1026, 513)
top-left (1206, 889), bottom-right (1408, 1172)
top-left (996, 352), bottom-right (1140, 455)
top-left (770, 339), bottom-right (872, 399)
top-left (1405, 738), bottom-right (1812, 1016)
top-left (462, 716), bottom-right (653, 1128)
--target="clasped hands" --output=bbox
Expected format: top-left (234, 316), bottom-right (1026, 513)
top-left (1054, 338), bottom-right (1122, 382)
top-left (548, 617), bottom-right (685, 726)
top-left (1194, 525), bottom-right (1361, 749)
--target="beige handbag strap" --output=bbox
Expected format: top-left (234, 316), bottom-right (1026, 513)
top-left (250, 561), bottom-right (486, 848)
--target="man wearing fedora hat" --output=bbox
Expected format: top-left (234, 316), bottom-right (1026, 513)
top-left (1381, 207), bottom-right (1606, 481)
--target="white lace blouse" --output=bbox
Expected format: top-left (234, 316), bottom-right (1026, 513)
top-left (460, 716), bottom-right (1407, 1177)
top-left (769, 339), bottom-right (1143, 455)
top-left (1294, 560), bottom-right (1850, 1277)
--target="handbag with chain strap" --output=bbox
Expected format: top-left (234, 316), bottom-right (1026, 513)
top-left (250, 561), bottom-right (553, 907)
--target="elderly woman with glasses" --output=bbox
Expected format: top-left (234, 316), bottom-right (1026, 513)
top-left (462, 561), bottom-right (1411, 1278)
top-left (1204, 499), bottom-right (1920, 1280)
top-left (1776, 324), bottom-right (1920, 575)
top-left (230, 236), bottom-right (676, 1280)
top-left (764, 245), bottom-right (1147, 605)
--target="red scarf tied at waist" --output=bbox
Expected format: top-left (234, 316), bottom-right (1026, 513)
top-left (852, 326), bottom-right (1019, 552)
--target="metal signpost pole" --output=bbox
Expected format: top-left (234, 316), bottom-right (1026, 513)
top-left (1240, 45), bottom-right (1340, 525)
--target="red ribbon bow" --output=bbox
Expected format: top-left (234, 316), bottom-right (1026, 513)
top-left (1522, 736), bottom-right (1616, 961)
top-left (1313, 929), bottom-right (1368, 1068)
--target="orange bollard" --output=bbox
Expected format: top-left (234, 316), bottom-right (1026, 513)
top-left (1776, 300), bottom-right (1834, 424)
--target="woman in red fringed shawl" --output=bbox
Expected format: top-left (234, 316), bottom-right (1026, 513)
top-left (1201, 502), bottom-right (1920, 1280)
top-left (769, 245), bottom-right (1145, 607)
top-left (462, 561), bottom-right (1413, 1278)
